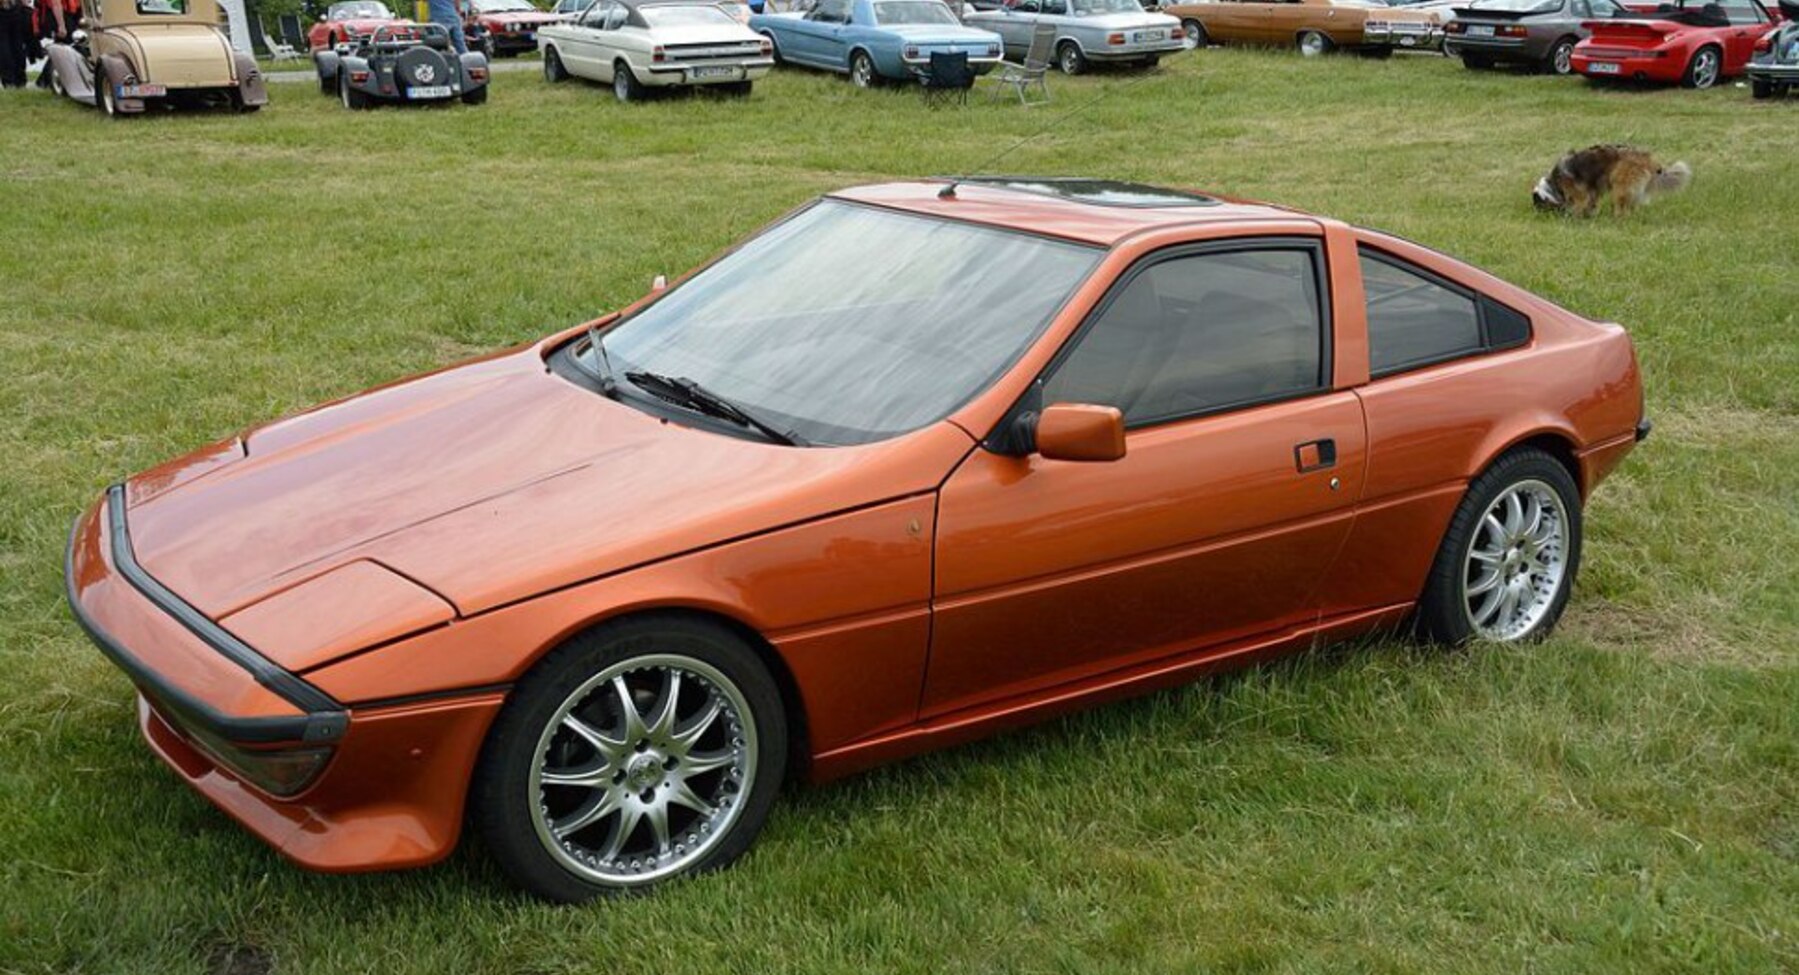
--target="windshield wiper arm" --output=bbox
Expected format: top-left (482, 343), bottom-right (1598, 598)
top-left (571, 324), bottom-right (619, 399)
top-left (623, 371), bottom-right (808, 447)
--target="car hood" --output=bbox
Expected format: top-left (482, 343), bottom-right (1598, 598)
top-left (115, 25), bottom-right (235, 83)
top-left (123, 339), bottom-right (975, 622)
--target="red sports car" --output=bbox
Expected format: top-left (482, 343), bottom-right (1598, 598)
top-left (67, 179), bottom-right (1648, 901)
top-left (463, 0), bottom-right (563, 56)
top-left (308, 0), bottom-right (413, 50)
top-left (1573, 0), bottom-right (1779, 86)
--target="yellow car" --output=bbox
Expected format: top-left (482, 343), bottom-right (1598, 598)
top-left (44, 0), bottom-right (268, 116)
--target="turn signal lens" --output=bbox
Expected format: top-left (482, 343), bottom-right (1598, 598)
top-left (1107, 31), bottom-right (1124, 43)
top-left (1170, 25), bottom-right (1183, 39)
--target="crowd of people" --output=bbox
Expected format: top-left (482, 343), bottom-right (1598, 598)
top-left (0, 0), bottom-right (80, 88)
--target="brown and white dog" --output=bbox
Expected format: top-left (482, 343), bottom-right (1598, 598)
top-left (1532, 145), bottom-right (1692, 217)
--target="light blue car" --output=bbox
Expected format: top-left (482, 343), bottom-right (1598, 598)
top-left (749, 0), bottom-right (1004, 86)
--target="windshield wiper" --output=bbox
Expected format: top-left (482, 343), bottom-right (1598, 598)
top-left (571, 324), bottom-right (619, 399)
top-left (623, 371), bottom-right (809, 447)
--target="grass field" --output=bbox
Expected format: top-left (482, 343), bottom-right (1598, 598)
top-left (2, 47), bottom-right (1797, 975)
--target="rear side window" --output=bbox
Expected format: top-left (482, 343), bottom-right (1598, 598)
top-left (1360, 248), bottom-right (1533, 376)
top-left (1043, 246), bottom-right (1326, 426)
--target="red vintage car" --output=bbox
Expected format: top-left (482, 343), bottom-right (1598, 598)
top-left (1572, 0), bottom-right (1779, 86)
top-left (308, 0), bottom-right (413, 50)
top-left (463, 0), bottom-right (563, 56)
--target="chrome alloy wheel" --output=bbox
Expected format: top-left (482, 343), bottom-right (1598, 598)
top-left (529, 654), bottom-right (756, 886)
top-left (1690, 47), bottom-right (1719, 88)
top-left (1461, 479), bottom-right (1568, 641)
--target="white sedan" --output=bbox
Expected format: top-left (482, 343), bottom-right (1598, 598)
top-left (539, 0), bottom-right (775, 100)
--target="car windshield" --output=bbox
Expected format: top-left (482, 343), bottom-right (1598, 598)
top-left (874, 0), bottom-right (961, 22)
top-left (332, 1), bottom-right (393, 17)
top-left (1069, 0), bottom-right (1144, 12)
top-left (472, 0), bottom-right (537, 10)
top-left (640, 3), bottom-right (738, 24)
top-left (579, 200), bottom-right (1102, 446)
top-left (1468, 0), bottom-right (1559, 11)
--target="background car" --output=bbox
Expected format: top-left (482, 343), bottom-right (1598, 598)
top-left (314, 22), bottom-right (490, 107)
top-left (539, 0), bottom-right (774, 99)
top-left (464, 0), bottom-right (565, 55)
top-left (1572, 0), bottom-right (1775, 86)
top-left (1445, 0), bottom-right (1632, 73)
top-left (67, 176), bottom-right (1647, 902)
top-left (1161, 0), bottom-right (1441, 56)
top-left (751, 0), bottom-right (1003, 85)
top-left (965, 0), bottom-right (1184, 73)
top-left (1745, 0), bottom-right (1799, 94)
top-left (42, 0), bottom-right (267, 116)
top-left (308, 0), bottom-right (411, 49)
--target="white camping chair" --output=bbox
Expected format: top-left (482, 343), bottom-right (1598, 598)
top-left (988, 21), bottom-right (1054, 105)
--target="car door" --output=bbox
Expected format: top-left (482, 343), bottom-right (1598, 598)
top-left (559, 0), bottom-right (612, 76)
top-left (924, 238), bottom-right (1368, 718)
top-left (993, 0), bottom-right (1042, 54)
top-left (809, 0), bottom-right (854, 66)
top-left (1716, 0), bottom-right (1769, 68)
top-left (1202, 0), bottom-right (1260, 43)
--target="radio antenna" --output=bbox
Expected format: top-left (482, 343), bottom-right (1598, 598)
top-left (937, 62), bottom-right (1192, 199)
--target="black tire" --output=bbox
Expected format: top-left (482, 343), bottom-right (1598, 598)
top-left (1461, 52), bottom-right (1493, 69)
top-left (97, 63), bottom-right (121, 117)
top-left (472, 616), bottom-right (789, 902)
top-left (849, 48), bottom-right (880, 87)
top-left (1416, 447), bottom-right (1583, 646)
top-left (1751, 76), bottom-right (1772, 99)
top-left (613, 59), bottom-right (644, 101)
top-left (1296, 29), bottom-right (1331, 57)
top-left (1182, 18), bottom-right (1207, 48)
top-left (339, 71), bottom-right (371, 109)
top-left (1680, 43), bottom-right (1720, 89)
top-left (544, 46), bottom-right (569, 82)
top-left (461, 84), bottom-right (488, 104)
top-left (1543, 35), bottom-right (1575, 75)
top-left (317, 68), bottom-right (334, 94)
top-left (1056, 39), bottom-right (1086, 75)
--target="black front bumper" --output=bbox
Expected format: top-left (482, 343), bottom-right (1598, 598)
top-left (65, 484), bottom-right (349, 745)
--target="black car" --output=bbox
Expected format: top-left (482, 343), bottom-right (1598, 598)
top-left (314, 22), bottom-right (491, 108)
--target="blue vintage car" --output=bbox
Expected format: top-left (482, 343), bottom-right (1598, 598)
top-left (749, 0), bottom-right (1004, 86)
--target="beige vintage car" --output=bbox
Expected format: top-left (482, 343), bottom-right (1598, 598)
top-left (1162, 0), bottom-right (1443, 56)
top-left (44, 0), bottom-right (267, 115)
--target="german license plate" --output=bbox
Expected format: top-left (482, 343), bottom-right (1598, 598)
top-left (691, 65), bottom-right (738, 78)
top-left (407, 85), bottom-right (453, 98)
top-left (119, 83), bottom-right (166, 97)
top-left (1132, 28), bottom-right (1164, 41)
top-left (1467, 24), bottom-right (1494, 36)
top-left (1588, 61), bottom-right (1620, 73)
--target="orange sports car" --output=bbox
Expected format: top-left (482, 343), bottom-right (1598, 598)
top-left (66, 178), bottom-right (1649, 901)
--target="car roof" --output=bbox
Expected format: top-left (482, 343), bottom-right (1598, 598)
top-left (827, 179), bottom-right (1314, 247)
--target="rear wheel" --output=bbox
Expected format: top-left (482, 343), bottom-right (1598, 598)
top-left (1544, 35), bottom-right (1575, 75)
top-left (461, 83), bottom-right (488, 104)
top-left (339, 71), bottom-right (371, 109)
top-left (1416, 447), bottom-right (1582, 645)
top-left (544, 46), bottom-right (569, 82)
top-left (1681, 44), bottom-right (1720, 89)
top-left (473, 616), bottom-right (788, 902)
top-left (1297, 29), bottom-right (1331, 57)
top-left (613, 60), bottom-right (644, 101)
top-left (1056, 39), bottom-right (1086, 74)
top-left (97, 64), bottom-right (120, 117)
top-left (1182, 18), bottom-right (1206, 48)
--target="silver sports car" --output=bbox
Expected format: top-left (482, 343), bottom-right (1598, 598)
top-left (1444, 0), bottom-right (1629, 74)
top-left (965, 0), bottom-right (1184, 74)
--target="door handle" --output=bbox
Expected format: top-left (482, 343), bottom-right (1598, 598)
top-left (1294, 438), bottom-right (1336, 473)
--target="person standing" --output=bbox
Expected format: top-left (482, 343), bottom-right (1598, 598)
top-left (0, 0), bottom-right (33, 88)
top-left (426, 0), bottom-right (467, 53)
top-left (32, 0), bottom-right (75, 88)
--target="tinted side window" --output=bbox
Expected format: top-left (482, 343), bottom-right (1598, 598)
top-left (1717, 0), bottom-right (1763, 23)
top-left (1043, 248), bottom-right (1325, 425)
top-left (1361, 251), bottom-right (1483, 375)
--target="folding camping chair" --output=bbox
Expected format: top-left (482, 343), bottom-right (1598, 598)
top-left (988, 21), bottom-right (1053, 104)
top-left (920, 50), bottom-right (973, 106)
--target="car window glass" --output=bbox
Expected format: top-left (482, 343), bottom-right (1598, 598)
top-left (605, 3), bottom-right (630, 26)
top-left (1042, 248), bottom-right (1325, 426)
top-left (1013, 0), bottom-right (1040, 12)
top-left (1041, 0), bottom-right (1066, 12)
top-left (1716, 0), bottom-right (1761, 22)
top-left (1360, 251), bottom-right (1483, 375)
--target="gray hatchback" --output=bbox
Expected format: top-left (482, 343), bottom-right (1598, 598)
top-left (1444, 0), bottom-right (1628, 74)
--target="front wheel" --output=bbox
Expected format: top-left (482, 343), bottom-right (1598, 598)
top-left (1681, 44), bottom-right (1720, 89)
top-left (849, 49), bottom-right (879, 87)
top-left (544, 46), bottom-right (569, 82)
top-left (472, 616), bottom-right (789, 901)
top-left (1296, 29), bottom-right (1331, 58)
top-left (1416, 447), bottom-right (1582, 645)
top-left (1182, 18), bottom-right (1207, 48)
top-left (1056, 40), bottom-right (1086, 75)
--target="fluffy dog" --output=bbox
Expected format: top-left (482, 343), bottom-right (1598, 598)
top-left (1531, 145), bottom-right (1692, 217)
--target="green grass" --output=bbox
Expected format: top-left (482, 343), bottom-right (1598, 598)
top-left (3, 49), bottom-right (1797, 975)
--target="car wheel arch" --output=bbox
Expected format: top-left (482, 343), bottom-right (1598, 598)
top-left (512, 604), bottom-right (813, 782)
top-left (1478, 427), bottom-right (1586, 500)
